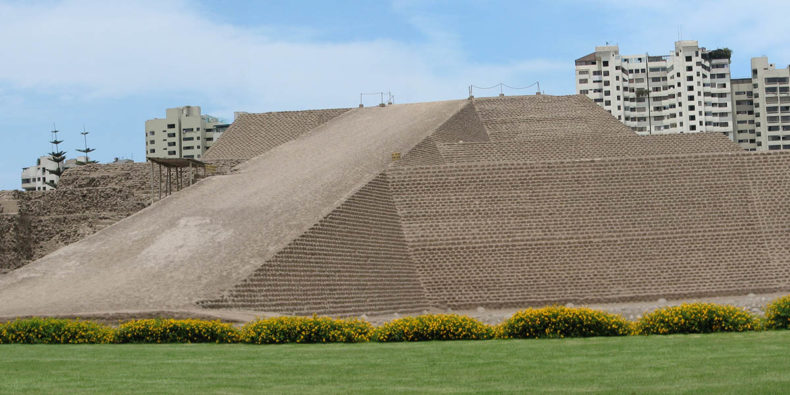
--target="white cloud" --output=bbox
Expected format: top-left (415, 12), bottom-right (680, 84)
top-left (0, 0), bottom-right (565, 118)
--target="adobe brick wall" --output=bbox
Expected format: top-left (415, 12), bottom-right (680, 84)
top-left (435, 134), bottom-right (741, 164)
top-left (203, 108), bottom-right (351, 160)
top-left (387, 152), bottom-right (790, 309)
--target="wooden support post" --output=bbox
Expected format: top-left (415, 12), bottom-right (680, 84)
top-left (149, 160), bottom-right (154, 205)
top-left (158, 164), bottom-right (162, 200)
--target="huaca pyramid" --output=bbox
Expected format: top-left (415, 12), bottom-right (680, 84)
top-left (1, 95), bottom-right (789, 319)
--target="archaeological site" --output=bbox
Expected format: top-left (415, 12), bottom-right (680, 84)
top-left (1, 94), bottom-right (789, 321)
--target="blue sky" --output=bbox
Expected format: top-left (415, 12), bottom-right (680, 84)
top-left (2, 0), bottom-right (790, 189)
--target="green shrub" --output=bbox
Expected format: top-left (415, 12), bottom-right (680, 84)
top-left (635, 303), bottom-right (758, 335)
top-left (0, 317), bottom-right (113, 344)
top-left (241, 315), bottom-right (371, 344)
top-left (372, 314), bottom-right (494, 342)
top-left (115, 319), bottom-right (240, 343)
top-left (765, 295), bottom-right (790, 330)
top-left (497, 306), bottom-right (631, 339)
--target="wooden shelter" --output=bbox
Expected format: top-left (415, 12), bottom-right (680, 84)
top-left (147, 157), bottom-right (207, 203)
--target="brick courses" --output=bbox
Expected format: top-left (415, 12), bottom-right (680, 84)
top-left (387, 152), bottom-right (790, 308)
top-left (203, 108), bottom-right (351, 160)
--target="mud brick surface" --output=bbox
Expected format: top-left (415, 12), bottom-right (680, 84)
top-left (203, 108), bottom-right (351, 160)
top-left (388, 153), bottom-right (790, 308)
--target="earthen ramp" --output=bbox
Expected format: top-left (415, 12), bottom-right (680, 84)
top-left (0, 100), bottom-right (466, 317)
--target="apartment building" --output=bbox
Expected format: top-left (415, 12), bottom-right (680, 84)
top-left (751, 57), bottom-right (790, 151)
top-left (145, 106), bottom-right (229, 159)
top-left (21, 156), bottom-right (86, 191)
top-left (731, 78), bottom-right (757, 150)
top-left (576, 40), bottom-right (733, 137)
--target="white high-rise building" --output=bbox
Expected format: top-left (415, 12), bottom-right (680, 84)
top-left (576, 40), bottom-right (733, 137)
top-left (21, 156), bottom-right (87, 191)
top-left (750, 57), bottom-right (790, 151)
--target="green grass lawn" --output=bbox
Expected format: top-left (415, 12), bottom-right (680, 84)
top-left (1, 331), bottom-right (788, 394)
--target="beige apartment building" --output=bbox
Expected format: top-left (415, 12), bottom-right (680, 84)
top-left (145, 106), bottom-right (229, 159)
top-left (576, 40), bottom-right (733, 137)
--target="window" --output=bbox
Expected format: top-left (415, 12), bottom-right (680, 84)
top-left (603, 61), bottom-right (609, 67)
top-left (686, 66), bottom-right (692, 72)
top-left (149, 149), bottom-right (155, 153)
top-left (167, 124), bottom-right (175, 129)
top-left (183, 146), bottom-right (194, 150)
top-left (183, 128), bottom-right (194, 132)
top-left (148, 131), bottom-right (155, 135)
top-left (168, 150), bottom-right (176, 155)
top-left (183, 136), bottom-right (194, 141)
top-left (167, 132), bottom-right (176, 138)
top-left (167, 141), bottom-right (176, 146)
top-left (148, 140), bottom-right (155, 144)
top-left (579, 79), bottom-right (588, 84)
